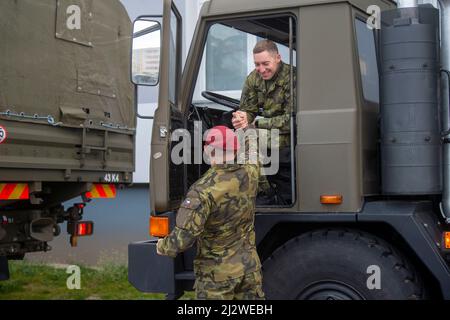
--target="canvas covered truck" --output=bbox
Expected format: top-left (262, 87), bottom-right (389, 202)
top-left (128, 0), bottom-right (450, 299)
top-left (0, 0), bottom-right (136, 280)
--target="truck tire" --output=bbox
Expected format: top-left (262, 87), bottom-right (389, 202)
top-left (262, 229), bottom-right (424, 300)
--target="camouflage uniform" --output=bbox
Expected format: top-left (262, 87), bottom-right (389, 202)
top-left (157, 163), bottom-right (265, 300)
top-left (240, 61), bottom-right (296, 149)
top-left (240, 61), bottom-right (296, 204)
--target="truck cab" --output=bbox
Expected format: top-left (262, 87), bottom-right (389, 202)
top-left (129, 0), bottom-right (450, 300)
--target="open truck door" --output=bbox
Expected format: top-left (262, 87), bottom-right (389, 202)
top-left (128, 0), bottom-right (188, 300)
top-left (150, 0), bottom-right (184, 213)
top-left (128, 0), bottom-right (184, 212)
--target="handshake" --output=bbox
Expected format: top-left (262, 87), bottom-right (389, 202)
top-left (231, 111), bottom-right (250, 130)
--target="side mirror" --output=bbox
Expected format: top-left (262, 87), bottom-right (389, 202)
top-left (132, 19), bottom-right (161, 86)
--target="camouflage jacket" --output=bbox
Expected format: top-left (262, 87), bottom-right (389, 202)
top-left (157, 163), bottom-right (262, 281)
top-left (240, 62), bottom-right (296, 148)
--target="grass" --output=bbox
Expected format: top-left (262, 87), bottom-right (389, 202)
top-left (0, 261), bottom-right (195, 300)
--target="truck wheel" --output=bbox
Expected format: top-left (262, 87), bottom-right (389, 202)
top-left (262, 229), bottom-right (424, 300)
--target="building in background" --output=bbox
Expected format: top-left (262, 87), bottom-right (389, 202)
top-left (132, 47), bottom-right (160, 79)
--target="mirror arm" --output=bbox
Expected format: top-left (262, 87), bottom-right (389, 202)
top-left (133, 24), bottom-right (161, 38)
top-left (137, 112), bottom-right (154, 120)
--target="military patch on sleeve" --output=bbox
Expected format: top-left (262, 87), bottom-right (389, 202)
top-left (180, 196), bottom-right (201, 210)
top-left (176, 191), bottom-right (203, 228)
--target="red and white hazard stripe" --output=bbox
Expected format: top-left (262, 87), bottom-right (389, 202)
top-left (0, 183), bottom-right (29, 200)
top-left (85, 184), bottom-right (116, 199)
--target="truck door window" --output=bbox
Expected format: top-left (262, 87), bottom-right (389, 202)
top-left (206, 25), bottom-right (249, 92)
top-left (355, 19), bottom-right (380, 104)
top-left (194, 22), bottom-right (296, 104)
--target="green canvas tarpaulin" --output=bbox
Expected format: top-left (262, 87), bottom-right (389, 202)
top-left (0, 0), bottom-right (135, 129)
top-left (0, 0), bottom-right (136, 182)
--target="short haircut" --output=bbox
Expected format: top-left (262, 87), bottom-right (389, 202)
top-left (253, 40), bottom-right (279, 55)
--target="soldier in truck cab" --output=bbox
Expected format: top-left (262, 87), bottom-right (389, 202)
top-left (156, 126), bottom-right (265, 300)
top-left (232, 39), bottom-right (295, 205)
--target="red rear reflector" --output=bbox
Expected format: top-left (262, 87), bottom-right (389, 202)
top-left (0, 183), bottom-right (29, 200)
top-left (76, 222), bottom-right (93, 237)
top-left (75, 203), bottom-right (85, 209)
top-left (85, 184), bottom-right (116, 199)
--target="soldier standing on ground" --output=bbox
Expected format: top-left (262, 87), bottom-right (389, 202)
top-left (156, 125), bottom-right (265, 300)
top-left (232, 39), bottom-right (295, 205)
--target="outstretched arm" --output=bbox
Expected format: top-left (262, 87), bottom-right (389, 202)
top-left (157, 190), bottom-right (213, 257)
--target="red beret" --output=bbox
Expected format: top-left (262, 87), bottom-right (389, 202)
top-left (205, 126), bottom-right (240, 151)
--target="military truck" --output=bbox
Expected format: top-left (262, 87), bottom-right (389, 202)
top-left (0, 0), bottom-right (136, 280)
top-left (128, 0), bottom-right (450, 299)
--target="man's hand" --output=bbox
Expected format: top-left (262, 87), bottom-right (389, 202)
top-left (156, 239), bottom-right (165, 256)
top-left (232, 111), bottom-right (249, 129)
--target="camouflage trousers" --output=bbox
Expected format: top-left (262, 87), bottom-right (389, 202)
top-left (194, 270), bottom-right (265, 300)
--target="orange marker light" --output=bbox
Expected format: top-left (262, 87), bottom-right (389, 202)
top-left (150, 216), bottom-right (169, 238)
top-left (445, 232), bottom-right (450, 249)
top-left (320, 195), bottom-right (343, 205)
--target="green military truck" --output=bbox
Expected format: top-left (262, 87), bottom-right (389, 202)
top-left (128, 0), bottom-right (450, 299)
top-left (0, 0), bottom-right (135, 280)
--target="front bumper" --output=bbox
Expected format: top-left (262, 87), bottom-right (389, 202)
top-left (128, 239), bottom-right (195, 299)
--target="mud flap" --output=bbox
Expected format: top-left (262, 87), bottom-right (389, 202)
top-left (128, 240), bottom-right (184, 298)
top-left (0, 256), bottom-right (9, 281)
